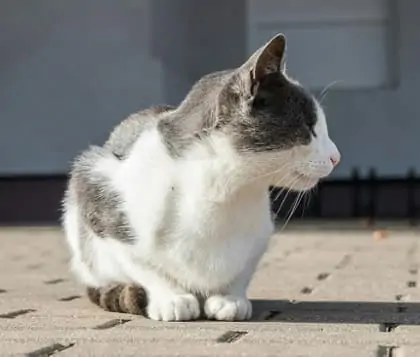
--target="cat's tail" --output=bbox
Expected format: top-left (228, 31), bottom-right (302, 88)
top-left (87, 284), bottom-right (148, 315)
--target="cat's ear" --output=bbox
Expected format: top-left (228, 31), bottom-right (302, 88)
top-left (241, 34), bottom-right (287, 94)
top-left (253, 34), bottom-right (287, 81)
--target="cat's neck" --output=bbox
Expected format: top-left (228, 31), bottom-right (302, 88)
top-left (175, 133), bottom-right (270, 203)
top-left (157, 70), bottom-right (234, 157)
top-left (121, 125), bottom-right (270, 205)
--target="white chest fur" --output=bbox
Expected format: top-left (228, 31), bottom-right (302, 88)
top-left (109, 128), bottom-right (274, 293)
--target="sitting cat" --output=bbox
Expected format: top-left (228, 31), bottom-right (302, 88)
top-left (62, 34), bottom-right (340, 321)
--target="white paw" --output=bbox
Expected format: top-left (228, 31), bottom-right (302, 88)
top-left (204, 295), bottom-right (252, 321)
top-left (147, 294), bottom-right (200, 321)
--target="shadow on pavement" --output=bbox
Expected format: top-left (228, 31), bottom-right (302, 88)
top-left (251, 299), bottom-right (420, 325)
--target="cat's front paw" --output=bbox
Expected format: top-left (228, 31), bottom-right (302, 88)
top-left (204, 295), bottom-right (252, 321)
top-left (147, 294), bottom-right (200, 321)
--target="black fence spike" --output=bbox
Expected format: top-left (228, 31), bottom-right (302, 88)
top-left (351, 168), bottom-right (360, 218)
top-left (368, 168), bottom-right (377, 226)
top-left (407, 167), bottom-right (417, 226)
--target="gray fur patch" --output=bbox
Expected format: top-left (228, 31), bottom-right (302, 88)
top-left (105, 105), bottom-right (176, 159)
top-left (221, 72), bottom-right (317, 153)
top-left (157, 70), bottom-right (233, 157)
top-left (156, 34), bottom-right (318, 157)
top-left (66, 146), bottom-right (134, 243)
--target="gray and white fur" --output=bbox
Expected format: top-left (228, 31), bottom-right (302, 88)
top-left (62, 34), bottom-right (340, 321)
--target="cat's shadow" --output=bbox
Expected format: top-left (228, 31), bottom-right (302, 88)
top-left (249, 299), bottom-right (420, 325)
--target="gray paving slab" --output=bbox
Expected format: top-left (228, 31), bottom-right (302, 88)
top-left (1, 225), bottom-right (420, 356)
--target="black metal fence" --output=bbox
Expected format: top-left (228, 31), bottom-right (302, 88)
top-left (0, 170), bottom-right (419, 225)
top-left (271, 168), bottom-right (420, 225)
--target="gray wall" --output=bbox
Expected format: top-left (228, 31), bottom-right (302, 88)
top-left (0, 0), bottom-right (163, 175)
top-left (0, 0), bottom-right (419, 179)
top-left (322, 0), bottom-right (420, 178)
top-left (150, 0), bottom-right (246, 105)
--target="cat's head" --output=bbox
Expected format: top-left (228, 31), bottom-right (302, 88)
top-left (215, 34), bottom-right (340, 191)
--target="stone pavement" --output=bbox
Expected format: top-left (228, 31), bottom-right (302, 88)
top-left (1, 224), bottom-right (420, 356)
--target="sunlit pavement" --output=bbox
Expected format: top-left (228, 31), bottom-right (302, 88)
top-left (1, 224), bottom-right (419, 356)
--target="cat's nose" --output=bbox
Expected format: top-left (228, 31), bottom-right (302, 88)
top-left (330, 153), bottom-right (341, 167)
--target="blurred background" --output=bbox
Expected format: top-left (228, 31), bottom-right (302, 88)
top-left (0, 0), bottom-right (419, 225)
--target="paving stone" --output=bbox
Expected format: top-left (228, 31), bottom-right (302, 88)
top-left (1, 225), bottom-right (420, 356)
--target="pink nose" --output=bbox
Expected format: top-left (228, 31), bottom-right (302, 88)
top-left (330, 154), bottom-right (340, 167)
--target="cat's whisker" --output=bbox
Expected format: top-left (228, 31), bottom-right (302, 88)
top-left (300, 181), bottom-right (313, 218)
top-left (270, 185), bottom-right (286, 199)
top-left (273, 189), bottom-right (291, 220)
top-left (269, 174), bottom-right (294, 206)
top-left (277, 195), bottom-right (298, 231)
top-left (272, 189), bottom-right (289, 220)
top-left (318, 79), bottom-right (343, 104)
top-left (281, 190), bottom-right (305, 230)
top-left (271, 171), bottom-right (297, 204)
top-left (270, 184), bottom-right (289, 212)
top-left (301, 190), bottom-right (311, 217)
top-left (273, 175), bottom-right (301, 222)
top-left (276, 172), bottom-right (313, 230)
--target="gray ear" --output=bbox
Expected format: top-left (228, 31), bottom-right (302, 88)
top-left (254, 34), bottom-right (286, 81)
top-left (243, 34), bottom-right (287, 86)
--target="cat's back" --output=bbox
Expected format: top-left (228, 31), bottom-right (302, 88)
top-left (105, 104), bottom-right (176, 159)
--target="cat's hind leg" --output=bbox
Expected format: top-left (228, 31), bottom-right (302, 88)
top-left (87, 284), bottom-right (147, 315)
top-left (87, 279), bottom-right (201, 321)
top-left (116, 261), bottom-right (201, 321)
top-left (64, 208), bottom-right (200, 321)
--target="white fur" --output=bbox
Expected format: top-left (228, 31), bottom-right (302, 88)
top-left (63, 98), bottom-right (339, 322)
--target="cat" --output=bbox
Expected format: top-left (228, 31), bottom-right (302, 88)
top-left (62, 34), bottom-right (340, 321)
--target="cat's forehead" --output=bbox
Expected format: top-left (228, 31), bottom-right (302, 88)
top-left (223, 71), bottom-right (323, 153)
top-left (255, 73), bottom-right (318, 124)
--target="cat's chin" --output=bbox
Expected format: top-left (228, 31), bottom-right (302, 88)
top-left (285, 171), bottom-right (320, 192)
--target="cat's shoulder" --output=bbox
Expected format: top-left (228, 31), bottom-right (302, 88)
top-left (105, 104), bottom-right (176, 159)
